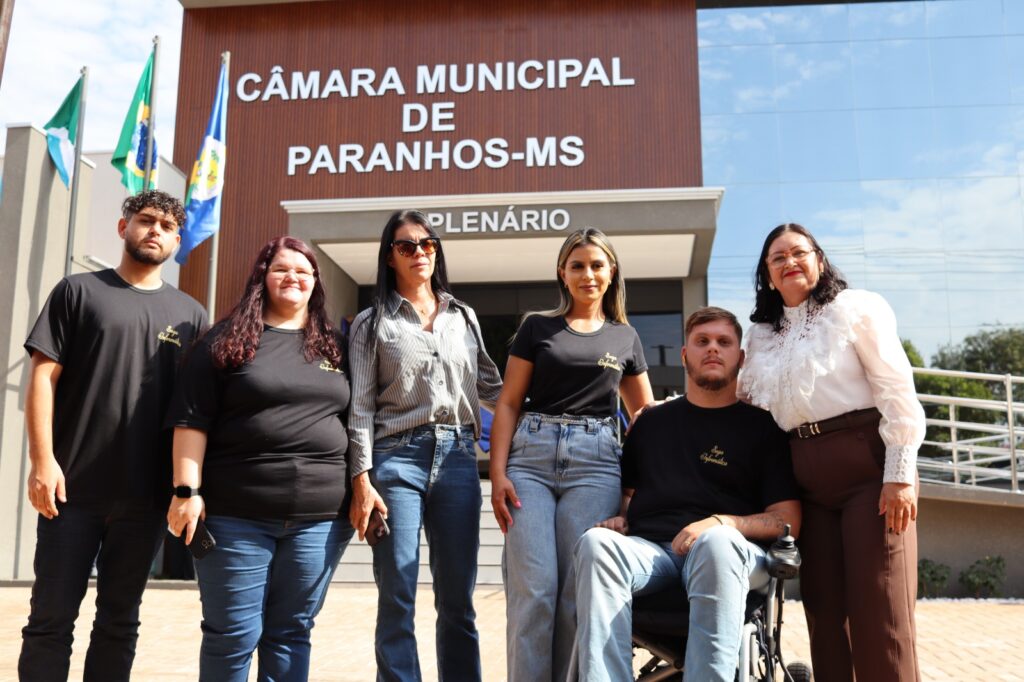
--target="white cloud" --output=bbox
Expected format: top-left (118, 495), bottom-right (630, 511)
top-left (0, 0), bottom-right (183, 160)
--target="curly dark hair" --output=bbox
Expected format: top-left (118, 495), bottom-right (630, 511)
top-left (121, 189), bottom-right (186, 229)
top-left (210, 236), bottom-right (341, 370)
top-left (750, 223), bottom-right (848, 331)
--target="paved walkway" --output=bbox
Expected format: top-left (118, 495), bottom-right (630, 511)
top-left (0, 583), bottom-right (1020, 681)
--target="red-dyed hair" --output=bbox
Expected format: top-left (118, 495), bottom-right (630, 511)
top-left (210, 236), bottom-right (341, 369)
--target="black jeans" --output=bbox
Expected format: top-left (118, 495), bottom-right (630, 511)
top-left (19, 499), bottom-right (166, 682)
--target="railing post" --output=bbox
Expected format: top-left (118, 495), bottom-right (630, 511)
top-left (968, 446), bottom-right (977, 486)
top-left (949, 404), bottom-right (959, 486)
top-left (1006, 375), bottom-right (1018, 493)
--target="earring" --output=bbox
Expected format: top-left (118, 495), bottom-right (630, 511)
top-left (768, 282), bottom-right (776, 291)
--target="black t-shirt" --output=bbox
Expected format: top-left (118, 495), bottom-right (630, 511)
top-left (623, 397), bottom-right (799, 543)
top-left (24, 270), bottom-right (207, 503)
top-left (170, 324), bottom-right (350, 521)
top-left (509, 315), bottom-right (648, 417)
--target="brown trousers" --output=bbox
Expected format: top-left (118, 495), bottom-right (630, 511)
top-left (790, 412), bottom-right (920, 682)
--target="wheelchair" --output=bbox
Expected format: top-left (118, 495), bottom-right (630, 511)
top-left (631, 526), bottom-right (813, 682)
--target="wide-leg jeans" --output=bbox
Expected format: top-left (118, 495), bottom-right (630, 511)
top-left (503, 413), bottom-right (623, 682)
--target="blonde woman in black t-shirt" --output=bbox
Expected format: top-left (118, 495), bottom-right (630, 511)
top-left (489, 228), bottom-right (655, 682)
top-left (166, 237), bottom-right (353, 682)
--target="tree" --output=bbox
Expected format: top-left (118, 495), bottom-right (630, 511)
top-left (933, 327), bottom-right (1024, 401)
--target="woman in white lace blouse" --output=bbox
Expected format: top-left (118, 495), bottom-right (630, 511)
top-left (739, 223), bottom-right (925, 682)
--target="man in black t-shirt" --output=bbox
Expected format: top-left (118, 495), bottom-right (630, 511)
top-left (19, 190), bottom-right (207, 682)
top-left (573, 307), bottom-right (801, 682)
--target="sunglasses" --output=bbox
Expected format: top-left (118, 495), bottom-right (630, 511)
top-left (391, 238), bottom-right (440, 258)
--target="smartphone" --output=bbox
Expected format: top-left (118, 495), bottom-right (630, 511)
top-left (187, 518), bottom-right (217, 559)
top-left (366, 508), bottom-right (390, 547)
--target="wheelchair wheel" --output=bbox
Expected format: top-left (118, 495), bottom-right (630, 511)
top-left (786, 660), bottom-right (813, 682)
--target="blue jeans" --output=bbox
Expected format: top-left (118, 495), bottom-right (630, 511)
top-left (573, 526), bottom-right (769, 682)
top-left (370, 424), bottom-right (482, 682)
top-left (19, 499), bottom-right (165, 682)
top-left (503, 413), bottom-right (622, 682)
top-left (195, 515), bottom-right (353, 682)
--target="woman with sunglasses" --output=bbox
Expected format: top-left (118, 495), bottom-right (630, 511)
top-left (347, 209), bottom-right (502, 682)
top-left (489, 228), bottom-right (654, 682)
top-left (166, 237), bottom-right (353, 681)
top-left (739, 223), bottom-right (925, 681)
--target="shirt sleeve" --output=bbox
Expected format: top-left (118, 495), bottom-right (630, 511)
top-left (466, 306), bottom-right (503, 408)
top-left (346, 311), bottom-right (378, 478)
top-left (850, 292), bottom-right (926, 485)
top-left (625, 326), bottom-right (649, 375)
top-left (509, 315), bottom-right (538, 361)
top-left (168, 336), bottom-right (222, 431)
top-left (24, 278), bottom-right (74, 363)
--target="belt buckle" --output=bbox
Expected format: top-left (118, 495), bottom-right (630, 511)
top-left (797, 422), bottom-right (820, 439)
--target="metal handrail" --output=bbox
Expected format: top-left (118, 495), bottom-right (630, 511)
top-left (913, 367), bottom-right (1022, 494)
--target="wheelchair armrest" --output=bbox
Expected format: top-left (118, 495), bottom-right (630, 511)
top-left (766, 524), bottom-right (801, 580)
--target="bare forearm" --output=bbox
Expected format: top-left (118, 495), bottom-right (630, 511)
top-left (488, 401), bottom-right (521, 479)
top-left (25, 362), bottom-right (59, 464)
top-left (172, 428), bottom-right (207, 487)
top-left (716, 501), bottom-right (801, 542)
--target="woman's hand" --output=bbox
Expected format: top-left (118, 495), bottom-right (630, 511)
top-left (490, 474), bottom-right (521, 534)
top-left (351, 471), bottom-right (388, 541)
top-left (167, 495), bottom-right (206, 545)
top-left (878, 482), bottom-right (917, 534)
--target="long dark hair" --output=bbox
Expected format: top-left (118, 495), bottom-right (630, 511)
top-left (210, 236), bottom-right (341, 369)
top-left (750, 223), bottom-right (848, 331)
top-left (367, 209), bottom-right (452, 339)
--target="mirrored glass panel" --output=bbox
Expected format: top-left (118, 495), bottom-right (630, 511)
top-left (848, 1), bottom-right (926, 41)
top-left (855, 109), bottom-right (935, 180)
top-left (699, 45), bottom-right (776, 114)
top-left (696, 8), bottom-right (775, 47)
top-left (773, 42), bottom-right (853, 111)
top-left (925, 0), bottom-right (1002, 38)
top-left (702, 113), bottom-right (781, 184)
top-left (777, 110), bottom-right (859, 182)
top-left (930, 106), bottom-right (1022, 178)
top-left (769, 5), bottom-right (849, 44)
top-left (850, 39), bottom-right (931, 109)
top-left (929, 36), bottom-right (1010, 107)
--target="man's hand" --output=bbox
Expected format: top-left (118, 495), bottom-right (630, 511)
top-left (167, 495), bottom-right (205, 545)
top-left (490, 475), bottom-right (521, 534)
top-left (27, 455), bottom-right (66, 519)
top-left (595, 515), bottom-right (629, 534)
top-left (670, 517), bottom-right (722, 555)
top-left (350, 471), bottom-right (388, 541)
top-left (879, 482), bottom-right (917, 534)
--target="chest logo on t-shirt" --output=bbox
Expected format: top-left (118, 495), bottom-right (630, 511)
top-left (700, 445), bottom-right (728, 467)
top-left (597, 352), bottom-right (622, 372)
top-left (319, 359), bottom-right (342, 373)
top-left (157, 326), bottom-right (181, 347)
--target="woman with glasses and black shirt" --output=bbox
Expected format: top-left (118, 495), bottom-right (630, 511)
top-left (166, 237), bottom-right (353, 681)
top-left (489, 228), bottom-right (654, 682)
top-left (739, 223), bottom-right (925, 682)
top-left (347, 209), bottom-right (502, 682)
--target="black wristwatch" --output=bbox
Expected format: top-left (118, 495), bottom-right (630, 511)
top-left (173, 485), bottom-right (201, 499)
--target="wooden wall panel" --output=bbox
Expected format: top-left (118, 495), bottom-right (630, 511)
top-left (174, 0), bottom-right (701, 313)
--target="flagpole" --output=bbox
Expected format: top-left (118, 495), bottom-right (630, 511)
top-left (206, 50), bottom-right (229, 320)
top-left (65, 66), bottom-right (88, 277)
top-left (143, 35), bottom-right (159, 191)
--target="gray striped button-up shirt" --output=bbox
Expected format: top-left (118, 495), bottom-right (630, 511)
top-left (347, 291), bottom-right (503, 477)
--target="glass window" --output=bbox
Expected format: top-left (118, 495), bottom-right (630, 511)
top-left (631, 314), bottom-right (684, 368)
top-left (929, 106), bottom-right (1021, 178)
top-left (925, 0), bottom-right (1002, 38)
top-left (850, 39), bottom-right (932, 109)
top-left (772, 42), bottom-right (853, 112)
top-left (696, 8), bottom-right (775, 47)
top-left (848, 1), bottom-right (927, 41)
top-left (860, 179), bottom-right (944, 254)
top-left (1002, 37), bottom-right (1024, 104)
top-left (855, 108), bottom-right (935, 180)
top-left (777, 110), bottom-right (859, 182)
top-left (712, 183), bottom-right (784, 258)
top-left (779, 181), bottom-right (865, 251)
top-left (1004, 1), bottom-right (1024, 35)
top-left (769, 5), bottom-right (849, 44)
top-left (699, 45), bottom-right (776, 114)
top-left (929, 36), bottom-right (1011, 107)
top-left (701, 113), bottom-right (781, 184)
top-left (938, 177), bottom-right (1024, 252)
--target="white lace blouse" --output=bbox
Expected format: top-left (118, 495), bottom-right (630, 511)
top-left (739, 289), bottom-right (925, 485)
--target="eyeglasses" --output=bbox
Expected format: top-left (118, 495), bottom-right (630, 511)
top-left (766, 248), bottom-right (815, 269)
top-left (391, 238), bottom-right (440, 258)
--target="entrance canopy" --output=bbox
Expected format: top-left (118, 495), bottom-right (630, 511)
top-left (281, 187), bottom-right (723, 285)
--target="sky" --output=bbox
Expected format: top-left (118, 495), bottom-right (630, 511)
top-left (0, 0), bottom-right (184, 157)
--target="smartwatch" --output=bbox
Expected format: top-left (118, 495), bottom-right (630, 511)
top-left (173, 485), bottom-right (201, 499)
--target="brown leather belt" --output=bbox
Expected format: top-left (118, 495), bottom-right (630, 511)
top-left (789, 407), bottom-right (881, 440)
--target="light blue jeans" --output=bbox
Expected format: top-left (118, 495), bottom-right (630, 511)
top-left (573, 525), bottom-right (769, 682)
top-left (195, 515), bottom-right (353, 682)
top-left (370, 424), bottom-right (482, 682)
top-left (503, 412), bottom-right (622, 682)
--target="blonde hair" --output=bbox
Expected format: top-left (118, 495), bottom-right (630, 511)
top-left (533, 227), bottom-right (629, 324)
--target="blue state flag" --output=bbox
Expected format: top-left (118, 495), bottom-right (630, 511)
top-left (178, 61), bottom-right (228, 264)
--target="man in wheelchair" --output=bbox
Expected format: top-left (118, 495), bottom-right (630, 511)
top-left (573, 307), bottom-right (802, 681)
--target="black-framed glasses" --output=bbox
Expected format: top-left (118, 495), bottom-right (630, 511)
top-left (391, 238), bottom-right (440, 258)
